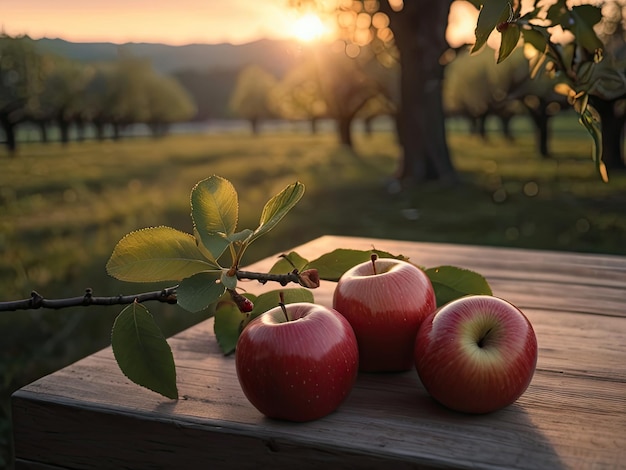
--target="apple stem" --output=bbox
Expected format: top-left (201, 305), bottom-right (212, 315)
top-left (370, 253), bottom-right (378, 275)
top-left (278, 292), bottom-right (289, 322)
top-left (477, 328), bottom-right (493, 348)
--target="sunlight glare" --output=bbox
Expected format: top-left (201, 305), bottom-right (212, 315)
top-left (291, 13), bottom-right (329, 42)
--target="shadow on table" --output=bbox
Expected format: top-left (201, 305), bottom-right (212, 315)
top-left (337, 370), bottom-right (565, 470)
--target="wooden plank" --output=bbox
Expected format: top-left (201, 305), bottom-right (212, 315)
top-left (12, 236), bottom-right (626, 470)
top-left (271, 235), bottom-right (626, 287)
top-left (244, 235), bottom-right (626, 316)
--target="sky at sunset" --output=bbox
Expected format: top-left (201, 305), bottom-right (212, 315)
top-left (1, 0), bottom-right (325, 45)
top-left (1, 1), bottom-right (479, 46)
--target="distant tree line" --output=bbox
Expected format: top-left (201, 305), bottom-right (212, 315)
top-left (225, 41), bottom-right (573, 159)
top-left (1, 30), bottom-right (583, 162)
top-left (0, 34), bottom-right (196, 155)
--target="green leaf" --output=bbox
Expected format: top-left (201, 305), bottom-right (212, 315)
top-left (578, 107), bottom-right (608, 182)
top-left (176, 271), bottom-right (225, 313)
top-left (228, 229), bottom-right (254, 244)
top-left (570, 5), bottom-right (604, 55)
top-left (520, 26), bottom-right (548, 55)
top-left (269, 251), bottom-right (310, 274)
top-left (220, 271), bottom-right (238, 290)
top-left (214, 289), bottom-right (314, 354)
top-left (497, 23), bottom-right (520, 63)
top-left (424, 266), bottom-right (493, 308)
top-left (111, 302), bottom-right (178, 399)
top-left (246, 288), bottom-right (315, 324)
top-left (191, 175), bottom-right (239, 261)
top-left (307, 248), bottom-right (408, 282)
top-left (473, 0), bottom-right (511, 54)
top-left (214, 296), bottom-right (252, 355)
top-left (546, 0), bottom-right (566, 24)
top-left (572, 4), bottom-right (603, 27)
top-left (248, 182), bottom-right (305, 244)
top-left (107, 226), bottom-right (215, 282)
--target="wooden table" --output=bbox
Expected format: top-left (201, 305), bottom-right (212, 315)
top-left (12, 236), bottom-right (626, 469)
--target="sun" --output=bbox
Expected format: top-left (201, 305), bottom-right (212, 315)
top-left (291, 13), bottom-right (330, 42)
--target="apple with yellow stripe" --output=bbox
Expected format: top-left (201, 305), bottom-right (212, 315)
top-left (415, 295), bottom-right (538, 414)
top-left (333, 255), bottom-right (436, 372)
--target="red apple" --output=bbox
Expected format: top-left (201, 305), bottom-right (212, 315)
top-left (415, 295), bottom-right (538, 414)
top-left (332, 257), bottom-right (436, 372)
top-left (235, 302), bottom-right (359, 422)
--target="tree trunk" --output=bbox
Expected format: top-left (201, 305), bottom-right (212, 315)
top-left (1, 116), bottom-right (18, 156)
top-left (338, 116), bottom-right (353, 148)
top-left (75, 120), bottom-right (86, 142)
top-left (499, 115), bottom-right (514, 142)
top-left (37, 121), bottom-right (49, 143)
top-left (112, 123), bottom-right (121, 140)
top-left (589, 96), bottom-right (626, 172)
top-left (250, 117), bottom-right (260, 135)
top-left (525, 105), bottom-right (551, 158)
top-left (385, 0), bottom-right (457, 186)
top-left (364, 117), bottom-right (374, 136)
top-left (59, 120), bottom-right (70, 145)
top-left (94, 121), bottom-right (106, 141)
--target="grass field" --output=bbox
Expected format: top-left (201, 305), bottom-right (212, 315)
top-left (1, 115), bottom-right (626, 466)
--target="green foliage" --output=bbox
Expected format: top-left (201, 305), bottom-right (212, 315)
top-left (252, 182), bottom-right (306, 245)
top-left (472, 0), bottom-right (512, 55)
top-left (424, 266), bottom-right (493, 308)
top-left (229, 65), bottom-right (278, 123)
top-left (578, 104), bottom-right (608, 183)
top-left (106, 175), bottom-right (307, 396)
top-left (270, 248), bottom-right (407, 282)
top-left (106, 226), bottom-right (216, 282)
top-left (214, 296), bottom-right (247, 355)
top-left (471, 0), bottom-right (613, 182)
top-left (498, 23), bottom-right (520, 64)
top-left (111, 302), bottom-right (178, 399)
top-left (176, 272), bottom-right (224, 313)
top-left (190, 175), bottom-right (240, 261)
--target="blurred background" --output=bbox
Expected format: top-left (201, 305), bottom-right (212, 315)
top-left (2, 0), bottom-right (626, 467)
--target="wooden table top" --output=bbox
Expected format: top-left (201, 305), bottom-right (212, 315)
top-left (12, 236), bottom-right (626, 469)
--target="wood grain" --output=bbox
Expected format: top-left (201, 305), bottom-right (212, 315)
top-left (12, 236), bottom-right (626, 469)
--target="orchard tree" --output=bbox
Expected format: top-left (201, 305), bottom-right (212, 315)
top-left (229, 65), bottom-right (278, 134)
top-left (143, 74), bottom-right (196, 138)
top-left (315, 46), bottom-right (391, 147)
top-left (444, 46), bottom-right (566, 157)
top-left (270, 59), bottom-right (327, 133)
top-left (104, 58), bottom-right (155, 139)
top-left (271, 46), bottom-right (392, 146)
top-left (472, 0), bottom-right (626, 180)
top-left (37, 56), bottom-right (93, 144)
top-left (292, 0), bottom-right (457, 187)
top-left (0, 35), bottom-right (45, 155)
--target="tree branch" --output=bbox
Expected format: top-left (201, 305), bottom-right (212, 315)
top-left (0, 287), bottom-right (178, 312)
top-left (0, 268), bottom-right (319, 312)
top-left (235, 270), bottom-right (301, 285)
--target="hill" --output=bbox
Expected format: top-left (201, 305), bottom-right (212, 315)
top-left (29, 37), bottom-right (311, 120)
top-left (32, 37), bottom-right (304, 76)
